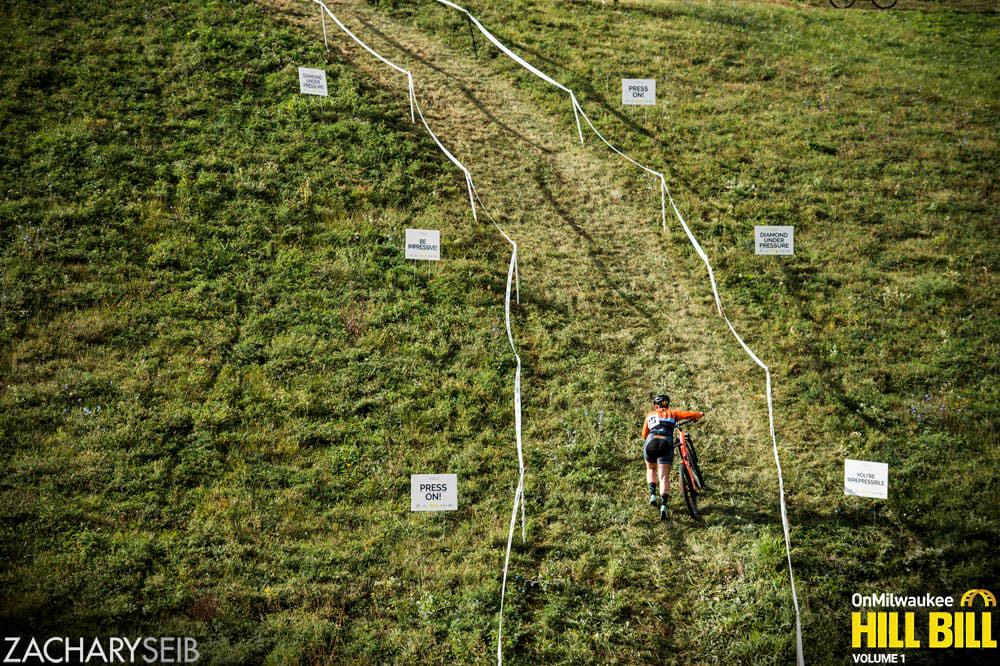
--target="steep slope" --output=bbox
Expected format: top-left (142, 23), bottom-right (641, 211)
top-left (1, 0), bottom-right (996, 664)
top-left (265, 1), bottom-right (999, 664)
top-left (0, 0), bottom-right (511, 662)
top-left (262, 1), bottom-right (831, 664)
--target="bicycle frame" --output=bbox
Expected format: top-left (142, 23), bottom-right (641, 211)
top-left (674, 421), bottom-right (704, 494)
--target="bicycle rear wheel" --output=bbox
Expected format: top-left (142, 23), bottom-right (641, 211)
top-left (829, 0), bottom-right (856, 7)
top-left (681, 466), bottom-right (702, 521)
top-left (872, 0), bottom-right (897, 8)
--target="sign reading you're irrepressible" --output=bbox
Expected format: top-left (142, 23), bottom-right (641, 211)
top-left (411, 474), bottom-right (458, 511)
top-left (298, 67), bottom-right (328, 96)
top-left (844, 459), bottom-right (888, 499)
top-left (404, 229), bottom-right (441, 261)
top-left (754, 225), bottom-right (794, 255)
top-left (622, 79), bottom-right (656, 106)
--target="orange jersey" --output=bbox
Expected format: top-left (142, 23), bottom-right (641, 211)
top-left (641, 407), bottom-right (704, 439)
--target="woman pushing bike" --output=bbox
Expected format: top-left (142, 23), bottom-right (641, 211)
top-left (642, 394), bottom-right (704, 522)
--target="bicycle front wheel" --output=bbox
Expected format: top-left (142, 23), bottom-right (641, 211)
top-left (681, 466), bottom-right (703, 521)
top-left (829, 0), bottom-right (856, 7)
top-left (686, 435), bottom-right (706, 491)
top-left (872, 0), bottom-right (897, 8)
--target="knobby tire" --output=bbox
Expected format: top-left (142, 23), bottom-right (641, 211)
top-left (681, 466), bottom-right (702, 521)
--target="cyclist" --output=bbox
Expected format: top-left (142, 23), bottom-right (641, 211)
top-left (642, 394), bottom-right (704, 521)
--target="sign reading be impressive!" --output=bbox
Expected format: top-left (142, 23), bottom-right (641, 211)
top-left (411, 474), bottom-right (458, 512)
top-left (754, 225), bottom-right (794, 255)
top-left (844, 459), bottom-right (888, 499)
top-left (404, 229), bottom-right (441, 261)
top-left (622, 79), bottom-right (656, 106)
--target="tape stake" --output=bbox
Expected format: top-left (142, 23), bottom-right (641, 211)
top-left (571, 96), bottom-right (584, 145)
top-left (407, 73), bottom-right (416, 124)
top-left (512, 246), bottom-right (525, 540)
top-left (659, 177), bottom-right (668, 233)
top-left (465, 172), bottom-right (478, 222)
top-left (319, 4), bottom-right (328, 49)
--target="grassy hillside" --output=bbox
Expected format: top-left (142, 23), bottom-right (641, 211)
top-left (0, 0), bottom-right (512, 662)
top-left (2, 0), bottom-right (998, 664)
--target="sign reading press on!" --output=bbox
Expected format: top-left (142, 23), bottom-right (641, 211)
top-left (622, 79), bottom-right (656, 106)
top-left (754, 225), bottom-right (794, 256)
top-left (411, 474), bottom-right (458, 511)
top-left (404, 228), bottom-right (441, 261)
top-left (298, 67), bottom-right (328, 96)
top-left (844, 459), bottom-right (888, 499)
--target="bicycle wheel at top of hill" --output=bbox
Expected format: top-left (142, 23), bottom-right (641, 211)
top-left (829, 0), bottom-right (857, 7)
top-left (871, 0), bottom-right (898, 8)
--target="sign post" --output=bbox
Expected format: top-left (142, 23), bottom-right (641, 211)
top-left (754, 225), bottom-right (795, 256)
top-left (410, 474), bottom-right (458, 512)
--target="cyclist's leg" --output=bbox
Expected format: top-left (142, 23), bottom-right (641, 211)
top-left (657, 463), bottom-right (671, 496)
top-left (657, 441), bottom-right (674, 498)
top-left (645, 461), bottom-right (658, 485)
top-left (643, 437), bottom-right (659, 498)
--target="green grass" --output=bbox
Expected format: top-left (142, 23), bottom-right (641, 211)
top-left (2, 0), bottom-right (999, 664)
top-left (1, 0), bottom-right (510, 661)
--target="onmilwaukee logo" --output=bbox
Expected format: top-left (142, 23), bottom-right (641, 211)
top-left (852, 593), bottom-right (954, 608)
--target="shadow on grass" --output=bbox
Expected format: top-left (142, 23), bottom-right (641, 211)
top-left (699, 486), bottom-right (881, 533)
top-left (532, 163), bottom-right (658, 324)
top-left (779, 260), bottom-right (886, 431)
top-left (445, 30), bottom-right (725, 223)
top-left (349, 13), bottom-right (554, 155)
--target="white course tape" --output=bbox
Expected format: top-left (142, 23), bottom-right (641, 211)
top-left (318, 3), bottom-right (328, 49)
top-left (309, 2), bottom-right (527, 661)
top-left (432, 3), bottom-right (804, 664)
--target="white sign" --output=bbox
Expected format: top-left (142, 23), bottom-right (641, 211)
top-left (622, 79), bottom-right (656, 106)
top-left (755, 225), bottom-right (794, 255)
top-left (844, 459), bottom-right (888, 499)
top-left (298, 67), bottom-right (328, 96)
top-left (404, 229), bottom-right (441, 261)
top-left (411, 474), bottom-right (458, 511)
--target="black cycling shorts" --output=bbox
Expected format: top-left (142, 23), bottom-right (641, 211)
top-left (643, 434), bottom-right (674, 465)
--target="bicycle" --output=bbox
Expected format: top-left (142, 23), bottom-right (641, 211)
top-left (674, 419), bottom-right (707, 521)
top-left (829, 0), bottom-right (897, 8)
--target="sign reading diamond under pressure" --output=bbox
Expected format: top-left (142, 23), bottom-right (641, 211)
top-left (622, 79), bottom-right (656, 106)
top-left (754, 225), bottom-right (795, 255)
top-left (298, 67), bottom-right (328, 96)
top-left (844, 459), bottom-right (888, 499)
top-left (411, 474), bottom-right (458, 512)
top-left (404, 229), bottom-right (440, 261)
